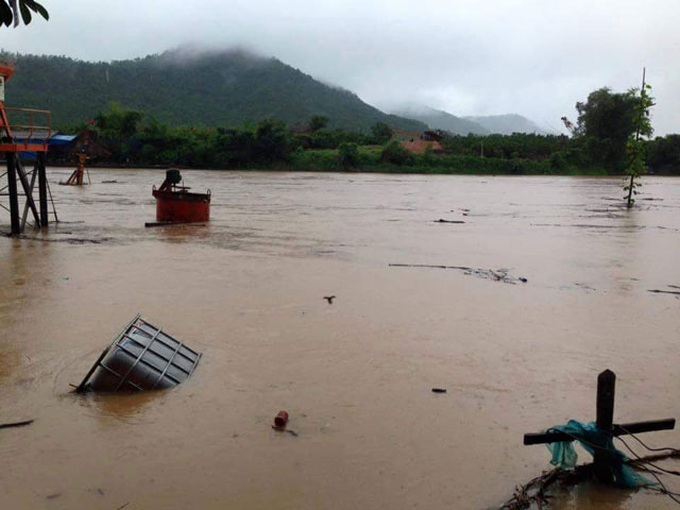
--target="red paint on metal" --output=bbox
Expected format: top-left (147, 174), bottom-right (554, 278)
top-left (153, 189), bottom-right (211, 223)
top-left (0, 143), bottom-right (48, 152)
top-left (0, 65), bottom-right (14, 82)
top-left (274, 411), bottom-right (289, 429)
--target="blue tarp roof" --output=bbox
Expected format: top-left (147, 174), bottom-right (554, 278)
top-left (49, 134), bottom-right (77, 146)
top-left (15, 134), bottom-right (77, 160)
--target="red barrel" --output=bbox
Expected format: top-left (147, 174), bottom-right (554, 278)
top-left (274, 411), bottom-right (289, 429)
top-left (153, 189), bottom-right (211, 223)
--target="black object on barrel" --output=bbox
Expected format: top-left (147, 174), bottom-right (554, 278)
top-left (166, 169), bottom-right (182, 185)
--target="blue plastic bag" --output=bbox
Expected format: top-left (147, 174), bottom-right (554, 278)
top-left (546, 420), bottom-right (655, 488)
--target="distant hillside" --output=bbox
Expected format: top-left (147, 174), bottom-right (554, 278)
top-left (3, 48), bottom-right (427, 132)
top-left (390, 105), bottom-right (490, 135)
top-left (463, 114), bottom-right (551, 135)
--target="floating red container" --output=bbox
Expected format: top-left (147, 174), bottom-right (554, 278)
top-left (273, 411), bottom-right (289, 430)
top-left (153, 189), bottom-right (211, 223)
top-left (151, 169), bottom-right (211, 224)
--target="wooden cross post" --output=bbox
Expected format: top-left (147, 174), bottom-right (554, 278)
top-left (594, 369), bottom-right (616, 482)
top-left (523, 369), bottom-right (675, 484)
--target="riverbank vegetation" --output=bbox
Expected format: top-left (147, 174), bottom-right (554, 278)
top-left (55, 89), bottom-right (679, 176)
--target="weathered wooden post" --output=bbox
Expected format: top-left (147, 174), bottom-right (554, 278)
top-left (594, 369), bottom-right (616, 483)
top-left (524, 369), bottom-right (676, 485)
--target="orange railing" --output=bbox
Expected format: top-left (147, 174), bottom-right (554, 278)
top-left (0, 106), bottom-right (52, 152)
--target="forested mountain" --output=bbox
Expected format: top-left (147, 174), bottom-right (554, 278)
top-left (2, 48), bottom-right (427, 132)
top-left (463, 114), bottom-right (552, 135)
top-left (390, 104), bottom-right (490, 135)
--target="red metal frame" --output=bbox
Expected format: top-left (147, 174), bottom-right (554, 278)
top-left (0, 64), bottom-right (14, 81)
top-left (1, 63), bottom-right (54, 235)
top-left (0, 106), bottom-right (51, 153)
top-left (1, 63), bottom-right (50, 153)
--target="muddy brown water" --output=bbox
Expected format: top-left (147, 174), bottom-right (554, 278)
top-left (1, 169), bottom-right (678, 509)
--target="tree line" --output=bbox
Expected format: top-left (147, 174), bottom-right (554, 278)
top-left (56, 88), bottom-right (680, 175)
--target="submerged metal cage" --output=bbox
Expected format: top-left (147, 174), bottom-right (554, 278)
top-left (77, 313), bottom-right (202, 393)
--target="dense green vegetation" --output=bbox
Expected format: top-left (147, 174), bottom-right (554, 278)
top-left (562, 85), bottom-right (680, 177)
top-left (647, 135), bottom-right (680, 174)
top-left (569, 87), bottom-right (648, 173)
top-left (55, 99), bottom-right (679, 176)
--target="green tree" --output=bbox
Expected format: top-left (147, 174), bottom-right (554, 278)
top-left (214, 128), bottom-right (255, 168)
top-left (548, 151), bottom-right (569, 172)
top-left (371, 122), bottom-right (393, 144)
top-left (647, 134), bottom-right (680, 175)
top-left (308, 115), bottom-right (329, 132)
top-left (95, 102), bottom-right (143, 139)
top-left (420, 145), bottom-right (436, 166)
top-left (253, 119), bottom-right (291, 163)
top-left (338, 142), bottom-right (360, 169)
top-left (1, 0), bottom-right (48, 27)
top-left (624, 73), bottom-right (654, 207)
top-left (380, 140), bottom-right (413, 166)
top-left (94, 102), bottom-right (144, 162)
top-left (574, 87), bottom-right (649, 173)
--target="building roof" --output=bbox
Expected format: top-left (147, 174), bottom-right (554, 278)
top-left (49, 134), bottom-right (77, 146)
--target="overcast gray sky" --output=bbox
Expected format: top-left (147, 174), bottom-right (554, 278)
top-left (2, 0), bottom-right (679, 134)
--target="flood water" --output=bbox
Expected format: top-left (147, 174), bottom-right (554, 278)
top-left (1, 169), bottom-right (679, 509)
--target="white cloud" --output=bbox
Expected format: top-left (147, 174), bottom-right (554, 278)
top-left (2, 0), bottom-right (678, 134)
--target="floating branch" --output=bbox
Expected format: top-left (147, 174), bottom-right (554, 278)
top-left (0, 419), bottom-right (34, 429)
top-left (648, 289), bottom-right (680, 296)
top-left (390, 263), bottom-right (471, 270)
top-left (389, 263), bottom-right (527, 284)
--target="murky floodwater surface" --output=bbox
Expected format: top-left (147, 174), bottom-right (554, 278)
top-left (1, 169), bottom-right (678, 509)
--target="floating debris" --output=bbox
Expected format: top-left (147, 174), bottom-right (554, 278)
top-left (498, 451), bottom-right (680, 510)
top-left (463, 267), bottom-right (527, 284)
top-left (518, 370), bottom-right (677, 508)
top-left (648, 286), bottom-right (680, 296)
top-left (273, 411), bottom-right (289, 430)
top-left (0, 419), bottom-right (34, 430)
top-left (389, 263), bottom-right (527, 284)
top-left (18, 235), bottom-right (109, 245)
top-left (272, 411), bottom-right (298, 436)
top-left (76, 313), bottom-right (202, 393)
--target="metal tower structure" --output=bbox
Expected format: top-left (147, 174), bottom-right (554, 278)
top-left (0, 63), bottom-right (54, 236)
